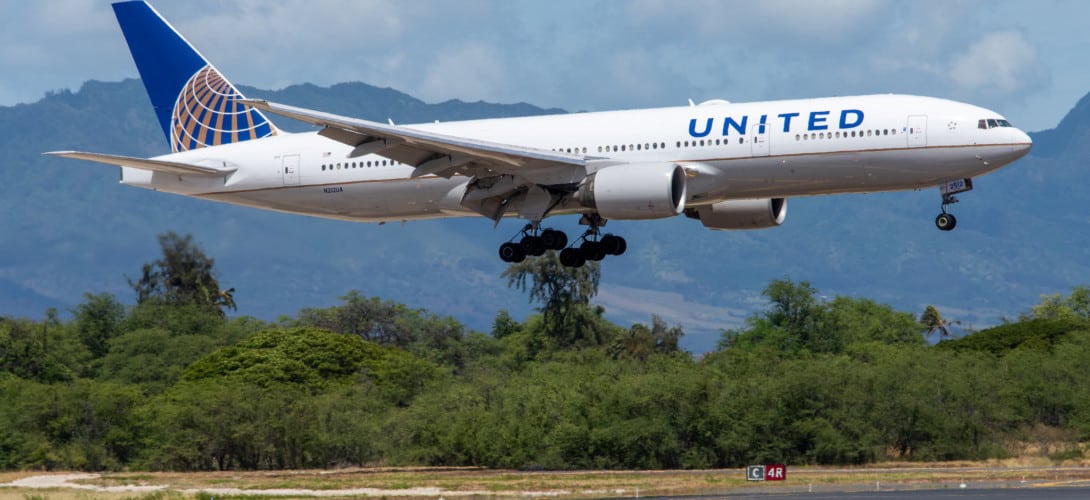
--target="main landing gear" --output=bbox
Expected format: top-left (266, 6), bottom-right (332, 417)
top-left (497, 218), bottom-right (627, 267)
top-left (498, 224), bottom-right (568, 263)
top-left (558, 231), bottom-right (627, 268)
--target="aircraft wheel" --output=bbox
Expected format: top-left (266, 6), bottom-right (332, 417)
top-left (613, 236), bottom-right (627, 256)
top-left (559, 247), bottom-right (584, 268)
top-left (541, 229), bottom-right (567, 250)
top-left (600, 234), bottom-right (627, 256)
top-left (499, 242), bottom-right (526, 262)
top-left (520, 235), bottom-right (546, 256)
top-left (935, 213), bottom-right (957, 231)
top-left (581, 240), bottom-right (607, 261)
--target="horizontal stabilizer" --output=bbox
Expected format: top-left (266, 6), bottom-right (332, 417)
top-left (44, 151), bottom-right (236, 176)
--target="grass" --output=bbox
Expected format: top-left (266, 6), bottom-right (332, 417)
top-left (5, 462), bottom-right (1090, 499)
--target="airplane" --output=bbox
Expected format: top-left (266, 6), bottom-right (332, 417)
top-left (48, 1), bottom-right (1032, 268)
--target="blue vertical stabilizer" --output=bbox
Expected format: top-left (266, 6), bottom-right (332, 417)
top-left (112, 1), bottom-right (277, 152)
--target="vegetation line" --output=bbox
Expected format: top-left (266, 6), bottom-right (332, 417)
top-left (2, 232), bottom-right (1090, 472)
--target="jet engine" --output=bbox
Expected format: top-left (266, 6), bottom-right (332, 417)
top-left (575, 163), bottom-right (687, 220)
top-left (685, 198), bottom-right (787, 230)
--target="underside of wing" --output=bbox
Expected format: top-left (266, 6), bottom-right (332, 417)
top-left (239, 99), bottom-right (586, 184)
top-left (44, 151), bottom-right (236, 177)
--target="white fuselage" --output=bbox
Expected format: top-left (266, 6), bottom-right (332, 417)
top-left (123, 94), bottom-right (1032, 223)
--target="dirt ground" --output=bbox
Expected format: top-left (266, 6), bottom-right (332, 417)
top-left (4, 462), bottom-right (1090, 499)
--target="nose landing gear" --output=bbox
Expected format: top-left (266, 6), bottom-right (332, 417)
top-left (934, 178), bottom-right (973, 232)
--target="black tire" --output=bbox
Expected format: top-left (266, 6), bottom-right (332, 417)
top-left (613, 236), bottom-right (627, 256)
top-left (520, 235), bottom-right (546, 256)
top-left (935, 213), bottom-right (957, 231)
top-left (499, 242), bottom-right (525, 262)
top-left (581, 240), bottom-right (606, 261)
top-left (559, 247), bottom-right (584, 267)
top-left (541, 229), bottom-right (568, 250)
top-left (600, 234), bottom-right (627, 255)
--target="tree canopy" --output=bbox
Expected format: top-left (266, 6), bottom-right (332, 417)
top-left (4, 234), bottom-right (1090, 471)
top-left (129, 232), bottom-right (235, 315)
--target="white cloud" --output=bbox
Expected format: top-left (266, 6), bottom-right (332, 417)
top-left (948, 31), bottom-right (1048, 97)
top-left (417, 42), bottom-right (510, 103)
top-left (0, 0), bottom-right (1079, 130)
top-left (626, 0), bottom-right (885, 48)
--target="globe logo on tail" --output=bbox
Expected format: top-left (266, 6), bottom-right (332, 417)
top-left (170, 65), bottom-right (277, 152)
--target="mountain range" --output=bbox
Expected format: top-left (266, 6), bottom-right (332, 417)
top-left (3, 79), bottom-right (1088, 352)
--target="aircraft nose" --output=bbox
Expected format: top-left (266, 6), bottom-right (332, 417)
top-left (1011, 128), bottom-right (1032, 158)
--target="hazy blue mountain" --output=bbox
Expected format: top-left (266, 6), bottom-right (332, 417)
top-left (3, 79), bottom-right (1086, 352)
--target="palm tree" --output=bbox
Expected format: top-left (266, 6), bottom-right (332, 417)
top-left (921, 305), bottom-right (961, 340)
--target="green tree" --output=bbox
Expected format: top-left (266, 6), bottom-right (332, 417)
top-left (503, 250), bottom-right (608, 348)
top-left (921, 305), bottom-right (958, 339)
top-left (72, 293), bottom-right (126, 358)
top-left (1031, 287), bottom-right (1090, 321)
top-left (720, 278), bottom-right (830, 354)
top-left (129, 232), bottom-right (235, 316)
top-left (0, 316), bottom-right (88, 383)
top-left (721, 279), bottom-right (928, 356)
top-left (610, 315), bottom-right (684, 361)
top-left (292, 291), bottom-right (474, 370)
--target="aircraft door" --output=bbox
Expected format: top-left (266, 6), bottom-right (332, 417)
top-left (281, 154), bottom-right (300, 185)
top-left (750, 123), bottom-right (770, 157)
top-left (907, 115), bottom-right (927, 148)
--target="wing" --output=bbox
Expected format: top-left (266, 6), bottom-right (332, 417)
top-left (44, 151), bottom-right (236, 177)
top-left (239, 99), bottom-right (587, 185)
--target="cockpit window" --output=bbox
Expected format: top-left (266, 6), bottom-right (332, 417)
top-left (978, 118), bottom-right (1013, 129)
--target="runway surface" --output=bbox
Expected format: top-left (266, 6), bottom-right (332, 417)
top-left (631, 484), bottom-right (1090, 499)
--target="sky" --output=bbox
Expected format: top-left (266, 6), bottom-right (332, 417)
top-left (2, 0), bottom-right (1089, 132)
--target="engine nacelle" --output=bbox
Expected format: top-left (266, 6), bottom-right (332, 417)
top-left (576, 163), bottom-right (687, 220)
top-left (685, 198), bottom-right (787, 230)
